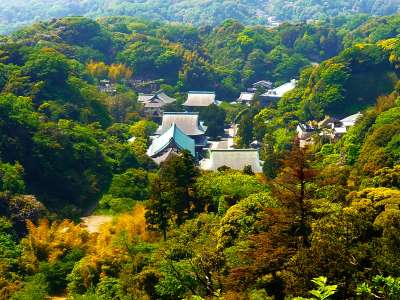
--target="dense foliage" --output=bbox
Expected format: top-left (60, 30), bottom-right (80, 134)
top-left (1, 0), bottom-right (400, 34)
top-left (3, 14), bottom-right (399, 101)
top-left (0, 12), bottom-right (400, 300)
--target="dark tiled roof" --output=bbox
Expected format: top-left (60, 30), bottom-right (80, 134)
top-left (200, 149), bottom-right (263, 173)
top-left (157, 112), bottom-right (206, 136)
top-left (183, 91), bottom-right (216, 107)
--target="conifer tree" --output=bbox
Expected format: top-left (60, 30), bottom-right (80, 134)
top-left (273, 143), bottom-right (318, 247)
top-left (145, 151), bottom-right (199, 240)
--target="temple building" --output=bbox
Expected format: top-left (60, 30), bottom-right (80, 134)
top-left (147, 124), bottom-right (195, 164)
top-left (200, 149), bottom-right (263, 173)
top-left (138, 91), bottom-right (176, 118)
top-left (297, 123), bottom-right (316, 148)
top-left (237, 92), bottom-right (255, 105)
top-left (183, 91), bottom-right (216, 109)
top-left (249, 80), bottom-right (273, 92)
top-left (260, 79), bottom-right (297, 106)
top-left (319, 112), bottom-right (363, 141)
top-left (156, 112), bottom-right (207, 149)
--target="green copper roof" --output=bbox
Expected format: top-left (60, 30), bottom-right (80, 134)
top-left (147, 123), bottom-right (195, 157)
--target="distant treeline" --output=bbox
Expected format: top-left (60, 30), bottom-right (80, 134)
top-left (1, 0), bottom-right (399, 33)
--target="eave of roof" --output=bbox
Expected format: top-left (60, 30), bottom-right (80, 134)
top-left (340, 112), bottom-right (362, 123)
top-left (183, 91), bottom-right (216, 107)
top-left (147, 123), bottom-right (196, 157)
top-left (158, 92), bottom-right (176, 104)
top-left (238, 92), bottom-right (255, 101)
top-left (138, 92), bottom-right (176, 105)
top-left (157, 112), bottom-right (206, 136)
top-left (200, 149), bottom-right (263, 173)
top-left (261, 79), bottom-right (297, 98)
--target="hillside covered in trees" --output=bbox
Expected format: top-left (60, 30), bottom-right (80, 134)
top-left (1, 0), bottom-right (400, 33)
top-left (3, 14), bottom-right (399, 101)
top-left (0, 12), bottom-right (400, 300)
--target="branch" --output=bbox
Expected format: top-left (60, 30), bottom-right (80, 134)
top-left (166, 259), bottom-right (197, 295)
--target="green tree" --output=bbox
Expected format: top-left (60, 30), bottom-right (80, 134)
top-left (357, 275), bottom-right (400, 300)
top-left (195, 170), bottom-right (264, 213)
top-left (0, 217), bottom-right (21, 298)
top-left (108, 169), bottom-right (149, 200)
top-left (238, 111), bottom-right (254, 147)
top-left (129, 120), bottom-right (158, 142)
top-left (22, 48), bottom-right (70, 100)
top-left (0, 162), bottom-right (25, 194)
top-left (146, 151), bottom-right (199, 239)
top-left (29, 120), bottom-right (112, 209)
top-left (99, 169), bottom-right (150, 213)
top-left (95, 277), bottom-right (124, 300)
top-left (155, 214), bottom-right (223, 299)
top-left (146, 175), bottom-right (172, 241)
top-left (11, 274), bottom-right (48, 300)
top-left (199, 104), bottom-right (226, 140)
top-left (0, 94), bottom-right (38, 164)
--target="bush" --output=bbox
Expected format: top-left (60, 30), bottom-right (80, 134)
top-left (39, 249), bottom-right (85, 294)
top-left (98, 195), bottom-right (136, 213)
top-left (95, 277), bottom-right (124, 300)
top-left (11, 274), bottom-right (48, 300)
top-left (108, 169), bottom-right (150, 200)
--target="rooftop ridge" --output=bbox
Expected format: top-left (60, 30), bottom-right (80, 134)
top-left (163, 111), bottom-right (199, 115)
top-left (148, 122), bottom-right (195, 158)
top-left (170, 122), bottom-right (178, 134)
top-left (188, 91), bottom-right (215, 94)
top-left (210, 149), bottom-right (259, 152)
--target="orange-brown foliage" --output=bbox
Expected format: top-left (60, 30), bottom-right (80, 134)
top-left (89, 204), bottom-right (157, 257)
top-left (86, 61), bottom-right (133, 82)
top-left (21, 219), bottom-right (89, 272)
top-left (376, 93), bottom-right (398, 113)
top-left (67, 204), bottom-right (157, 291)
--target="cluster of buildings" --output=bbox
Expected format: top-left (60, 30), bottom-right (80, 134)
top-left (133, 90), bottom-right (264, 173)
top-left (92, 66), bottom-right (368, 177)
top-left (297, 112), bottom-right (363, 148)
top-left (133, 79), bottom-right (299, 173)
top-left (131, 77), bottom-right (362, 173)
top-left (236, 79), bottom-right (297, 106)
top-left (110, 74), bottom-right (361, 173)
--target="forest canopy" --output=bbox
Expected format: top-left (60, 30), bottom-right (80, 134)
top-left (0, 0), bottom-right (400, 33)
top-left (0, 9), bottom-right (400, 300)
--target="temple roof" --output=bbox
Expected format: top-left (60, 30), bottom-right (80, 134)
top-left (183, 91), bottom-right (216, 107)
top-left (253, 80), bottom-right (273, 88)
top-left (156, 112), bottom-right (207, 136)
top-left (237, 92), bottom-right (255, 102)
top-left (200, 149), bottom-right (263, 173)
top-left (261, 79), bottom-right (297, 99)
top-left (340, 112), bottom-right (362, 125)
top-left (147, 123), bottom-right (195, 158)
top-left (138, 91), bottom-right (176, 108)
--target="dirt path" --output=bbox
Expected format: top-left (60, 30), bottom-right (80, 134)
top-left (81, 215), bottom-right (113, 233)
